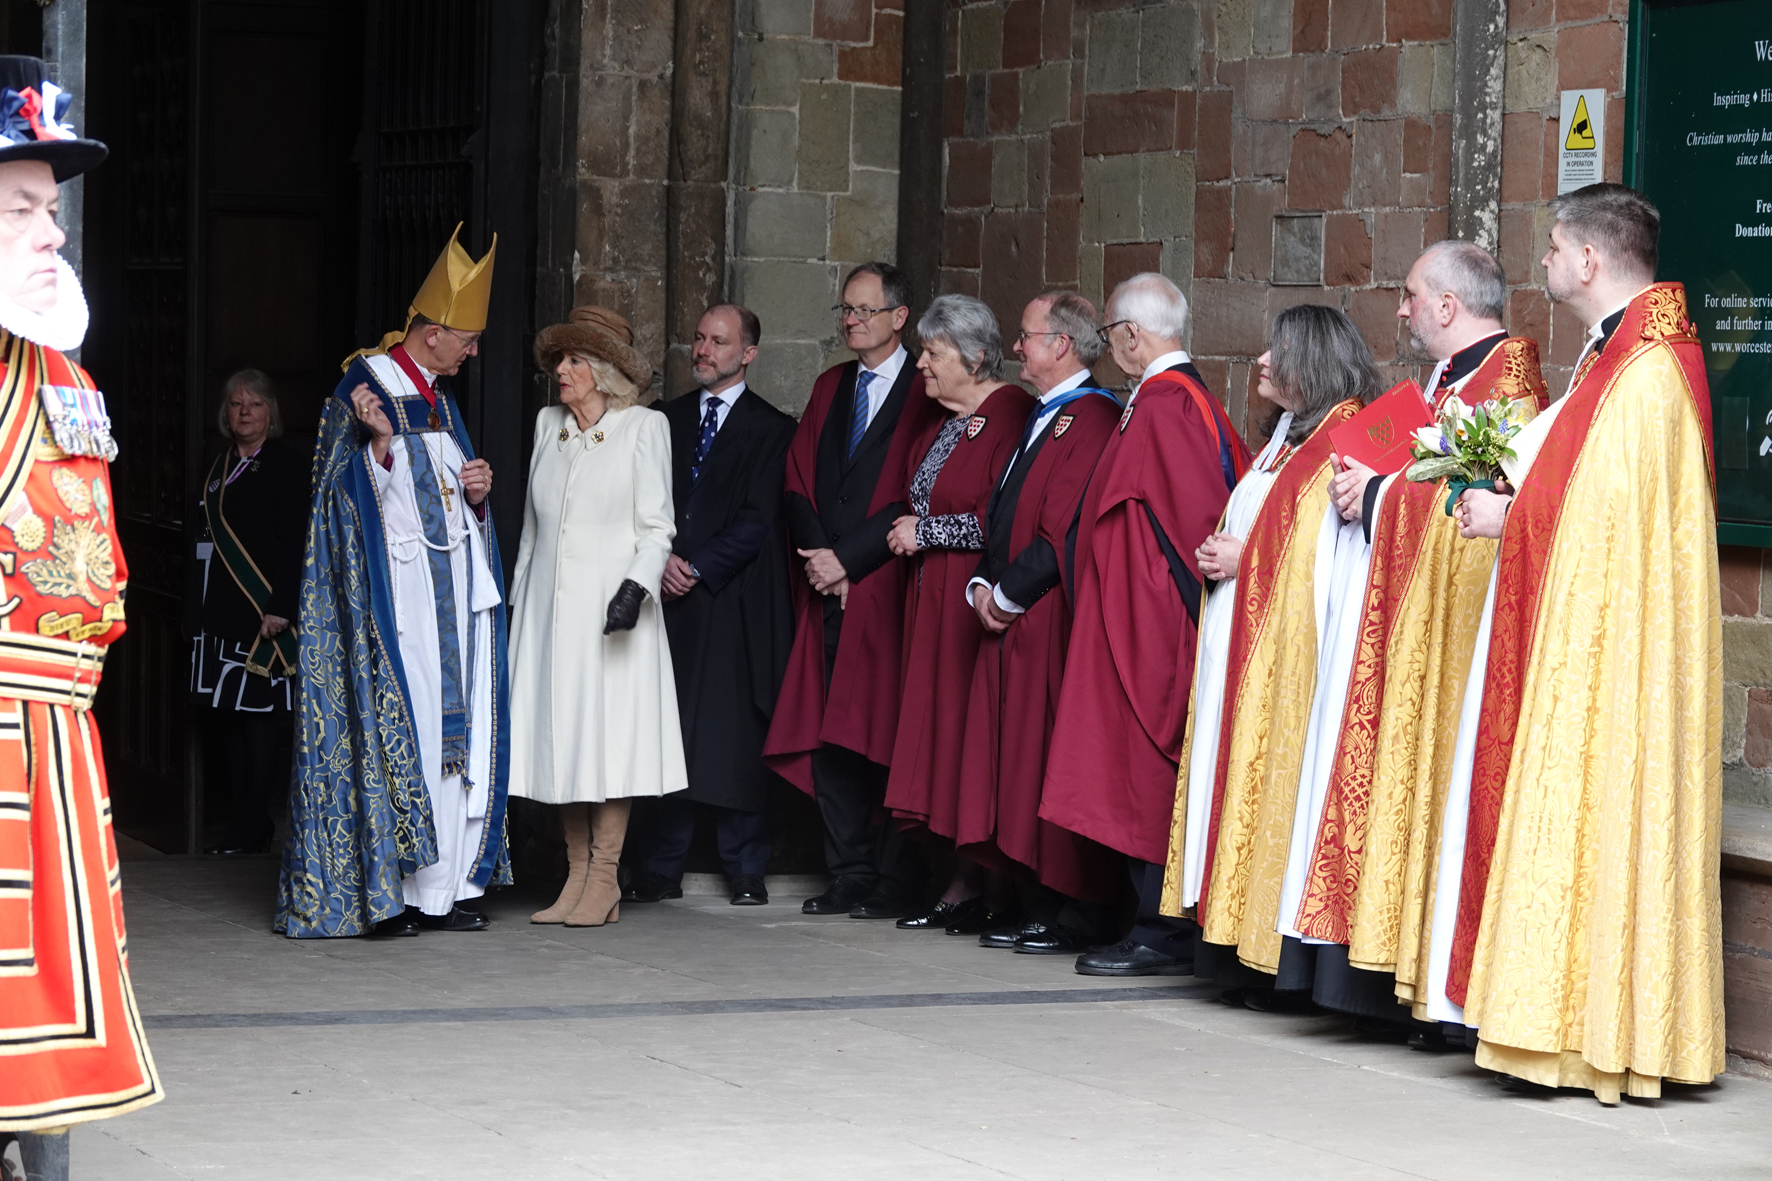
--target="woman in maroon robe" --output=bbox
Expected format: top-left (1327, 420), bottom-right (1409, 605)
top-left (882, 296), bottom-right (1030, 915)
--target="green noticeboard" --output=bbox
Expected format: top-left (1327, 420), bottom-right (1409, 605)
top-left (1630, 0), bottom-right (1772, 545)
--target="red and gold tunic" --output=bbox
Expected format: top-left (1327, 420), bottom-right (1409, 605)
top-left (0, 331), bottom-right (162, 1130)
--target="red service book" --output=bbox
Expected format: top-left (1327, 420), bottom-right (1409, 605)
top-left (1329, 380), bottom-right (1433, 475)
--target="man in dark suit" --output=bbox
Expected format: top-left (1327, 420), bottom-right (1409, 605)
top-left (627, 304), bottom-right (796, 906)
top-left (763, 262), bottom-right (942, 919)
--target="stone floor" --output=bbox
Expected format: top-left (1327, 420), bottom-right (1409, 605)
top-left (75, 857), bottom-right (1772, 1180)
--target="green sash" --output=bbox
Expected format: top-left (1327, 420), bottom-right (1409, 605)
top-left (202, 449), bottom-right (297, 677)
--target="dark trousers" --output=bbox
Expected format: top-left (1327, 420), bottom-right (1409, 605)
top-left (220, 711), bottom-right (291, 848)
top-left (636, 795), bottom-right (771, 881)
top-left (1126, 855), bottom-right (1196, 959)
top-left (814, 597), bottom-right (918, 895)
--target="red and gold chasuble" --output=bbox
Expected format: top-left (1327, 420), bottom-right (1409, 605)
top-left (0, 331), bottom-right (162, 1130)
top-left (1292, 338), bottom-right (1547, 962)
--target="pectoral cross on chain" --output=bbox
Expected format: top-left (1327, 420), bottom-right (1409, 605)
top-left (439, 480), bottom-right (455, 515)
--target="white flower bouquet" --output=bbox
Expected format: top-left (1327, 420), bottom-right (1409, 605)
top-left (1405, 394), bottom-right (1528, 515)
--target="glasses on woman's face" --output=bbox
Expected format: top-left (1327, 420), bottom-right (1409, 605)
top-left (1096, 320), bottom-right (1133, 343)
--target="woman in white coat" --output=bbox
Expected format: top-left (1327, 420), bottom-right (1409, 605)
top-left (509, 305), bottom-right (688, 927)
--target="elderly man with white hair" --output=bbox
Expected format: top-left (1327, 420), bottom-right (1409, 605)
top-left (1038, 272), bottom-right (1250, 975)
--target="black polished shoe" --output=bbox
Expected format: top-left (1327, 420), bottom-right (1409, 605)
top-left (802, 877), bottom-right (872, 915)
top-left (946, 905), bottom-right (1018, 936)
top-left (729, 875), bottom-right (768, 906)
top-left (623, 871), bottom-right (684, 904)
top-left (371, 908), bottom-right (421, 938)
top-left (849, 890), bottom-right (914, 920)
top-left (1074, 938), bottom-right (1194, 977)
top-left (897, 897), bottom-right (983, 930)
top-left (1013, 922), bottom-right (1097, 955)
top-left (979, 920), bottom-right (1045, 949)
top-left (414, 905), bottom-right (489, 932)
top-left (1495, 1072), bottom-right (1558, 1097)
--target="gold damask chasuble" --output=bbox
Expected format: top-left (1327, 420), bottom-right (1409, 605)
top-left (1180, 402), bottom-right (1359, 973)
top-left (0, 334), bottom-right (161, 1130)
top-left (1290, 338), bottom-right (1547, 990)
top-left (1452, 286), bottom-right (1722, 1102)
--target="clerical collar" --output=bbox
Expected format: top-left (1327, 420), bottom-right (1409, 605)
top-left (1591, 306), bottom-right (1628, 355)
top-left (389, 344), bottom-right (438, 406)
top-left (1438, 331), bottom-right (1509, 389)
top-left (1039, 368), bottom-right (1091, 404)
top-left (0, 254), bottom-right (88, 352)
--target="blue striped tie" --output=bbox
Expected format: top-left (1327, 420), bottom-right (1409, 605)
top-left (848, 370), bottom-right (874, 458)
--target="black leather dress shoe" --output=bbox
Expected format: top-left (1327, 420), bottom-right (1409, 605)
top-left (415, 905), bottom-right (489, 932)
top-left (623, 871), bottom-right (684, 904)
top-left (371, 909), bottom-right (421, 938)
top-left (849, 890), bottom-right (914, 920)
top-left (946, 905), bottom-right (1017, 936)
top-left (979, 921), bottom-right (1044, 949)
top-left (802, 878), bottom-right (872, 915)
top-left (1074, 938), bottom-right (1193, 976)
top-left (729, 875), bottom-right (768, 905)
top-left (1013, 922), bottom-right (1097, 955)
top-left (1495, 1072), bottom-right (1558, 1097)
top-left (897, 897), bottom-right (984, 930)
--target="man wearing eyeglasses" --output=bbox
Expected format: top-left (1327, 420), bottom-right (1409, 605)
top-left (765, 262), bottom-right (943, 919)
top-left (1039, 273), bottom-right (1250, 977)
top-left (948, 291), bottom-right (1124, 949)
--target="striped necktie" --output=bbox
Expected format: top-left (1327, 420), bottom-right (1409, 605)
top-left (848, 370), bottom-right (875, 458)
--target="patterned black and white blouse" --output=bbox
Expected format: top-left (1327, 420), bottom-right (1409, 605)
top-left (909, 415), bottom-right (986, 551)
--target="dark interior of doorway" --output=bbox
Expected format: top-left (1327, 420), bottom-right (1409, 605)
top-left (66, 0), bottom-right (540, 855)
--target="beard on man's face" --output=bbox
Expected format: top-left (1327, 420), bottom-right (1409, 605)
top-left (693, 355), bottom-right (740, 387)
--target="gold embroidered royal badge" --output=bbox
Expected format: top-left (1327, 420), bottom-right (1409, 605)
top-left (22, 516), bottom-right (116, 607)
top-left (3, 498), bottom-right (44, 551)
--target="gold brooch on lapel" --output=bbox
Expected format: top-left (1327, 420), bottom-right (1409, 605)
top-left (965, 415), bottom-right (987, 440)
top-left (558, 427), bottom-right (570, 442)
top-left (590, 430), bottom-right (605, 445)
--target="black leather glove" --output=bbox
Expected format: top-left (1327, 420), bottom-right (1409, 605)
top-left (603, 578), bottom-right (647, 634)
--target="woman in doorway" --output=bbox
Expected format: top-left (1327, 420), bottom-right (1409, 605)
top-left (508, 306), bottom-right (686, 927)
top-left (189, 368), bottom-right (308, 855)
top-left (883, 295), bottom-right (1030, 929)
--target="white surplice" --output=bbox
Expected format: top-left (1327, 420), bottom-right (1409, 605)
top-left (364, 353), bottom-right (503, 916)
top-left (1275, 498), bottom-right (1376, 943)
top-left (1179, 413), bottom-right (1292, 909)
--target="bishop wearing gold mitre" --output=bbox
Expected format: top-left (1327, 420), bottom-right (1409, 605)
top-left (1439, 184), bottom-right (1722, 1102)
top-left (0, 56), bottom-right (162, 1173)
top-left (277, 225), bottom-right (515, 940)
top-left (1287, 242), bottom-right (1548, 1026)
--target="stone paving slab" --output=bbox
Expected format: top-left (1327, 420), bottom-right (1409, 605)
top-left (72, 860), bottom-right (1772, 1180)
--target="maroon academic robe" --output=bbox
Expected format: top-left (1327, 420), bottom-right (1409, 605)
top-left (763, 362), bottom-right (943, 792)
top-left (1039, 365), bottom-right (1250, 864)
top-left (957, 391), bottom-right (1122, 901)
top-left (885, 384), bottom-right (1031, 832)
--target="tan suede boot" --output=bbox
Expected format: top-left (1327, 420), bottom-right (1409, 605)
top-left (530, 803), bottom-right (590, 923)
top-left (565, 798), bottom-right (631, 927)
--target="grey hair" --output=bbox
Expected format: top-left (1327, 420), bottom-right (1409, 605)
top-left (1419, 240), bottom-right (1506, 322)
top-left (1107, 272), bottom-right (1189, 342)
top-left (1035, 290), bottom-right (1105, 366)
top-left (917, 294), bottom-right (1004, 380)
top-left (1266, 305), bottom-right (1383, 445)
top-left (216, 368), bottom-right (283, 439)
top-left (1549, 182), bottom-right (1660, 278)
top-left (582, 353), bottom-right (642, 411)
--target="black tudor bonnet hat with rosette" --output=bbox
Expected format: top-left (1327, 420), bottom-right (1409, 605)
top-left (0, 56), bottom-right (106, 181)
